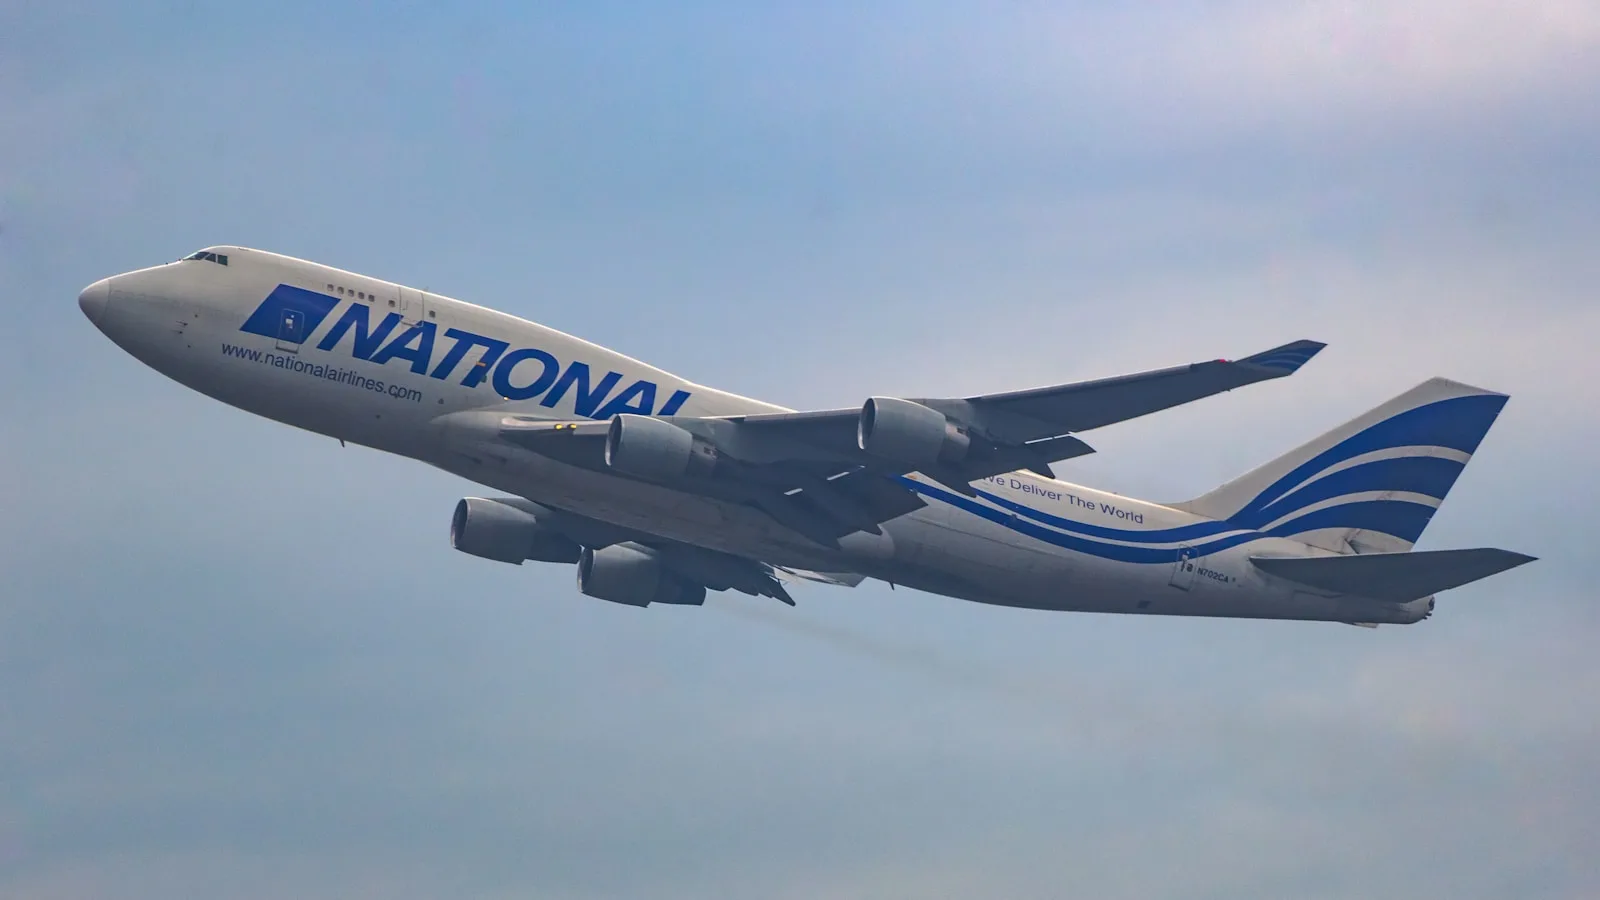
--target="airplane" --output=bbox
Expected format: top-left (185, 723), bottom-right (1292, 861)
top-left (78, 246), bottom-right (1534, 626)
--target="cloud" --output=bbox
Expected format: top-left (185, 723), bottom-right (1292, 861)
top-left (835, 0), bottom-right (1600, 148)
top-left (1088, 1), bottom-right (1599, 119)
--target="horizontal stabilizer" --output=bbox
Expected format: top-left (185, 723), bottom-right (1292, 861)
top-left (1250, 548), bottom-right (1535, 601)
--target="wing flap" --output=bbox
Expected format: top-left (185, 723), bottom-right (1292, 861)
top-left (772, 566), bottom-right (866, 588)
top-left (494, 415), bottom-right (925, 545)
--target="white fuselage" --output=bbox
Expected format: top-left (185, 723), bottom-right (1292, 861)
top-left (81, 247), bottom-right (1429, 624)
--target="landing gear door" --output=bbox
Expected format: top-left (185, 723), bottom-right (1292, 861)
top-left (397, 286), bottom-right (428, 326)
top-left (1168, 546), bottom-right (1198, 590)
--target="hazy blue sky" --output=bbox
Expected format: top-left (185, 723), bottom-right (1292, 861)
top-left (3, 2), bottom-right (1598, 897)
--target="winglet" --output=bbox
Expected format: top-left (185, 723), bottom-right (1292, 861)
top-left (1236, 340), bottom-right (1327, 375)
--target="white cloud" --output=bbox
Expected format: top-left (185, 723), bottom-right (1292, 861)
top-left (812, 0), bottom-right (1600, 149)
top-left (1108, 0), bottom-right (1600, 119)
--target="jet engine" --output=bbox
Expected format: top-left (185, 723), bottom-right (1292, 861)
top-left (577, 543), bottom-right (707, 607)
top-left (857, 397), bottom-right (970, 468)
top-left (450, 497), bottom-right (582, 564)
top-left (605, 414), bottom-right (718, 481)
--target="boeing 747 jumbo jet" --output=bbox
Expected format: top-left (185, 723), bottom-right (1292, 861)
top-left (80, 247), bottom-right (1534, 625)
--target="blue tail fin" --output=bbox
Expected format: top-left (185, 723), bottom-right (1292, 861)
top-left (1172, 378), bottom-right (1509, 553)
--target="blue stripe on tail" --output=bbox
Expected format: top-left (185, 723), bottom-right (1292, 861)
top-left (1231, 455), bottom-right (1467, 529)
top-left (1228, 393), bottom-right (1506, 543)
top-left (1261, 500), bottom-right (1439, 545)
top-left (1234, 395), bottom-right (1506, 519)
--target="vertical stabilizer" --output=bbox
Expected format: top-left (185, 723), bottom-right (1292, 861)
top-left (1171, 378), bottom-right (1509, 553)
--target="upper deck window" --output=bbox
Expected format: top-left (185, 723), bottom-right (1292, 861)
top-left (181, 250), bottom-right (229, 265)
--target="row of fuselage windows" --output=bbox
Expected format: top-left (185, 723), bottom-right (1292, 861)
top-left (325, 283), bottom-right (438, 318)
top-left (175, 253), bottom-right (440, 317)
top-left (327, 283), bottom-right (375, 301)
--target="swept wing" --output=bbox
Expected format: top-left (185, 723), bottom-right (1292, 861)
top-left (498, 339), bottom-right (1325, 546)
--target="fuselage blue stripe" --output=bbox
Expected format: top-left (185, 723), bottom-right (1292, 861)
top-left (971, 487), bottom-right (1240, 542)
top-left (915, 477), bottom-right (1452, 560)
top-left (913, 482), bottom-right (1256, 563)
top-left (907, 482), bottom-right (1437, 563)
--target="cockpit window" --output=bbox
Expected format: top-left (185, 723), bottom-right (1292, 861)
top-left (181, 250), bottom-right (229, 265)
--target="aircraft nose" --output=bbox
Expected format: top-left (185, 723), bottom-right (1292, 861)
top-left (78, 278), bottom-right (111, 327)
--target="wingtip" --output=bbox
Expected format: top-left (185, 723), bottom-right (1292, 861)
top-left (1502, 550), bottom-right (1539, 567)
top-left (1238, 339), bottom-right (1327, 375)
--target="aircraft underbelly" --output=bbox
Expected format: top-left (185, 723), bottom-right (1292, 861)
top-left (430, 446), bottom-right (1238, 614)
top-left (435, 449), bottom-right (853, 570)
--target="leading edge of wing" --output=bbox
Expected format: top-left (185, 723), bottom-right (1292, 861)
top-left (962, 339), bottom-right (1327, 407)
top-left (933, 338), bottom-right (1327, 441)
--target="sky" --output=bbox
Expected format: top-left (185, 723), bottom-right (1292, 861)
top-left (2, 1), bottom-right (1598, 897)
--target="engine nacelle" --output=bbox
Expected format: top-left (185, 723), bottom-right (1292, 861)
top-left (604, 414), bottom-right (718, 481)
top-left (857, 397), bottom-right (970, 468)
top-left (577, 544), bottom-right (707, 607)
top-left (450, 497), bottom-right (582, 565)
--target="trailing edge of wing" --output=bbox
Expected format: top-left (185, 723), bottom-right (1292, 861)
top-left (492, 414), bottom-right (924, 544)
top-left (771, 566), bottom-right (866, 588)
